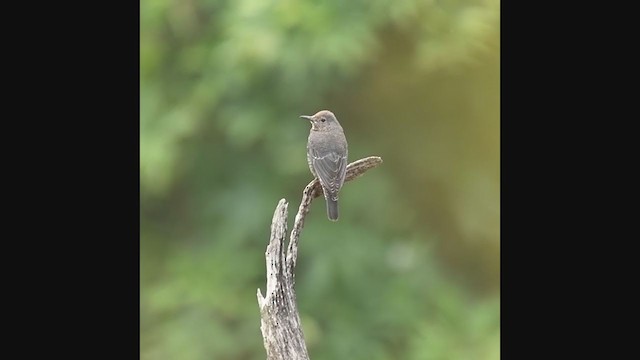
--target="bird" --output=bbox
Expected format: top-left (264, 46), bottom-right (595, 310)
top-left (300, 110), bottom-right (348, 221)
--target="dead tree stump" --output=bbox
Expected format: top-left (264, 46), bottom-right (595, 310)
top-left (257, 156), bottom-right (383, 360)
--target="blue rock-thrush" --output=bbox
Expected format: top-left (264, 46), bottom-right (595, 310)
top-left (300, 110), bottom-right (348, 221)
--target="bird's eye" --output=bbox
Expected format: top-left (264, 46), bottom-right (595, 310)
top-left (321, 118), bottom-right (326, 122)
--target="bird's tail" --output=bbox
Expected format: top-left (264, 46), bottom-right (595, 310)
top-left (326, 197), bottom-right (339, 221)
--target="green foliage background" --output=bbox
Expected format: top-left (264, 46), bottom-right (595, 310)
top-left (141, 0), bottom-right (500, 359)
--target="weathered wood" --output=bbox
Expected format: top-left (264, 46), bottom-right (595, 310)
top-left (257, 156), bottom-right (383, 360)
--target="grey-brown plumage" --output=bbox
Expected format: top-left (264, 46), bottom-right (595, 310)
top-left (300, 110), bottom-right (348, 221)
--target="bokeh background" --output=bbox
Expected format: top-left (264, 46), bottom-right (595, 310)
top-left (141, 0), bottom-right (499, 359)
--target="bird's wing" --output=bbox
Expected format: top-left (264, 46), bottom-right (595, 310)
top-left (310, 149), bottom-right (348, 201)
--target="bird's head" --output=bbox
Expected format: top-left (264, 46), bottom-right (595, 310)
top-left (300, 110), bottom-right (340, 132)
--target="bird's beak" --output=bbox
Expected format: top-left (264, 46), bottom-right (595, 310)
top-left (300, 115), bottom-right (313, 121)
